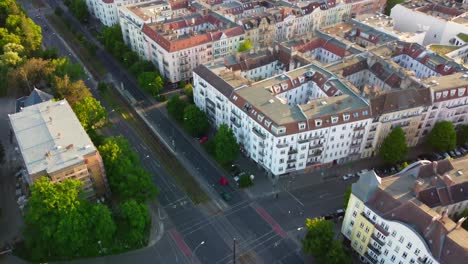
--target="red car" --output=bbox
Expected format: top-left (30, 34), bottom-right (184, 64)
top-left (198, 136), bottom-right (209, 144)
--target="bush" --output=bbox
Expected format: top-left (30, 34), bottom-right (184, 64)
top-left (238, 174), bottom-right (253, 188)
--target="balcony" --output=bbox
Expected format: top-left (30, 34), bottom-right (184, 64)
top-left (310, 150), bottom-right (322, 157)
top-left (230, 117), bottom-right (241, 128)
top-left (364, 252), bottom-right (377, 264)
top-left (298, 138), bottom-right (309, 144)
top-left (310, 143), bottom-right (323, 149)
top-left (276, 143), bottom-right (288, 148)
top-left (354, 126), bottom-right (365, 131)
top-left (374, 224), bottom-right (389, 237)
top-left (252, 127), bottom-right (266, 140)
top-left (391, 122), bottom-right (410, 129)
top-left (371, 233), bottom-right (385, 246)
top-left (353, 134), bottom-right (364, 140)
top-left (367, 244), bottom-right (381, 256)
top-left (288, 149), bottom-right (298, 154)
top-left (417, 257), bottom-right (429, 264)
top-left (360, 212), bottom-right (376, 225)
top-left (259, 142), bottom-right (265, 148)
top-left (287, 158), bottom-right (296, 163)
top-left (206, 98), bottom-right (215, 108)
top-left (350, 142), bottom-right (361, 149)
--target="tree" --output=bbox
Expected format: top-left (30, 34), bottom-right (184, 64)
top-left (183, 105), bottom-right (209, 137)
top-left (23, 178), bottom-right (116, 260)
top-left (166, 95), bottom-right (186, 122)
top-left (129, 60), bottom-right (155, 76)
top-left (302, 217), bottom-right (335, 262)
top-left (324, 240), bottom-right (351, 264)
top-left (69, 0), bottom-right (89, 22)
top-left (384, 0), bottom-right (404, 15)
top-left (138, 72), bottom-right (162, 97)
top-left (122, 51), bottom-right (139, 68)
top-left (183, 83), bottom-right (193, 103)
top-left (50, 57), bottom-right (85, 81)
top-left (238, 174), bottom-right (253, 188)
top-left (457, 125), bottom-right (468, 147)
top-left (379, 127), bottom-right (407, 164)
top-left (214, 124), bottom-right (239, 165)
top-left (5, 14), bottom-right (42, 54)
top-left (53, 75), bottom-right (92, 106)
top-left (343, 186), bottom-right (351, 209)
top-left (0, 43), bottom-right (24, 67)
top-left (238, 39), bottom-right (252, 52)
top-left (427, 121), bottom-right (457, 152)
top-left (99, 137), bottom-right (158, 202)
top-left (8, 57), bottom-right (55, 94)
top-left (118, 200), bottom-right (150, 247)
top-left (72, 97), bottom-right (107, 132)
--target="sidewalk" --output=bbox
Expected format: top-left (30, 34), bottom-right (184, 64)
top-left (242, 144), bottom-right (431, 199)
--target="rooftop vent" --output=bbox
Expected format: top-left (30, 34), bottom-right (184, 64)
top-left (268, 99), bottom-right (274, 104)
top-left (66, 144), bottom-right (74, 150)
top-left (456, 170), bottom-right (463, 176)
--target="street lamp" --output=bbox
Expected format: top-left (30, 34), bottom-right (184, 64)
top-left (192, 241), bottom-right (205, 263)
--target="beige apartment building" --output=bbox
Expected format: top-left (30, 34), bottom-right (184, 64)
top-left (9, 100), bottom-right (109, 199)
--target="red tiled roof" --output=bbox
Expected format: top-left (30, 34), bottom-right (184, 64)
top-left (418, 187), bottom-right (441, 207)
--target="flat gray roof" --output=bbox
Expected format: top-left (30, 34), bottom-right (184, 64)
top-left (9, 100), bottom-right (97, 176)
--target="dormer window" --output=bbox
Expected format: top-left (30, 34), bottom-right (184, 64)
top-left (450, 89), bottom-right (456, 96)
top-left (343, 114), bottom-right (350, 121)
top-left (442, 91), bottom-right (448, 98)
top-left (298, 122), bottom-right (306, 130)
top-left (281, 83), bottom-right (288, 91)
top-left (232, 95), bottom-right (238, 101)
top-left (459, 88), bottom-right (466, 96)
top-left (435, 92), bottom-right (441, 99)
top-left (331, 116), bottom-right (338, 124)
top-left (315, 119), bottom-right (322, 127)
top-left (257, 114), bottom-right (264, 122)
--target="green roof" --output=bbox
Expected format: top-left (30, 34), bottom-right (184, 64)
top-left (429, 45), bottom-right (459, 56)
top-left (457, 33), bottom-right (468, 42)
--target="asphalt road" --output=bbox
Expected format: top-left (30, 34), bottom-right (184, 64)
top-left (7, 1), bottom-right (353, 263)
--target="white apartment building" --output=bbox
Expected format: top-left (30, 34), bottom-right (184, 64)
top-left (85, 0), bottom-right (150, 26)
top-left (390, 1), bottom-right (468, 45)
top-left (341, 158), bottom-right (468, 264)
top-left (193, 56), bottom-right (372, 177)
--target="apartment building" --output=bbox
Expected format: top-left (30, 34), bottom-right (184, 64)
top-left (390, 0), bottom-right (468, 45)
top-left (193, 51), bottom-right (372, 176)
top-left (9, 100), bottom-right (109, 200)
top-left (85, 0), bottom-right (150, 26)
top-left (341, 158), bottom-right (468, 264)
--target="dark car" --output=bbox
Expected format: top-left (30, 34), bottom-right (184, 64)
top-left (220, 192), bottom-right (232, 201)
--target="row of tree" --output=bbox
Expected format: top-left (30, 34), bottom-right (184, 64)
top-left (380, 122), bottom-right (468, 164)
top-left (99, 25), bottom-right (165, 99)
top-left (166, 95), bottom-right (240, 165)
top-left (63, 0), bottom-right (89, 23)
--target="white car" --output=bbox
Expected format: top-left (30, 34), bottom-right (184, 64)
top-left (342, 175), bottom-right (350, 180)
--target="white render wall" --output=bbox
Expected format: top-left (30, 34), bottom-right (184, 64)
top-left (390, 4), bottom-right (468, 45)
top-left (87, 0), bottom-right (144, 27)
top-left (392, 54), bottom-right (439, 79)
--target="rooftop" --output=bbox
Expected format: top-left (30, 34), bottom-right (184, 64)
top-left (126, 0), bottom-right (172, 22)
top-left (423, 72), bottom-right (468, 91)
top-left (9, 100), bottom-right (97, 176)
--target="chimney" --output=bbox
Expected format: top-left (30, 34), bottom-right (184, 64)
top-left (66, 144), bottom-right (74, 150)
top-left (442, 174), bottom-right (454, 186)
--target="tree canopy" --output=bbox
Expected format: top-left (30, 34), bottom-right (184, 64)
top-left (214, 124), bottom-right (239, 165)
top-left (302, 218), bottom-right (335, 262)
top-left (138, 72), bottom-right (163, 97)
top-left (50, 57), bottom-right (85, 81)
top-left (117, 200), bottom-right (150, 247)
top-left (427, 121), bottom-right (457, 152)
top-left (238, 39), bottom-right (252, 52)
top-left (183, 83), bottom-right (193, 103)
top-left (457, 125), bottom-right (468, 147)
top-left (53, 75), bottom-right (92, 106)
top-left (453, 208), bottom-right (468, 231)
top-left (166, 95), bottom-right (186, 122)
top-left (384, 0), bottom-right (404, 15)
top-left (98, 137), bottom-right (158, 202)
top-left (343, 186), bottom-right (351, 209)
top-left (8, 57), bottom-right (55, 94)
top-left (68, 0), bottom-right (89, 23)
top-left (379, 127), bottom-right (408, 164)
top-left (183, 105), bottom-right (209, 137)
top-left (72, 97), bottom-right (107, 132)
top-left (23, 178), bottom-right (116, 261)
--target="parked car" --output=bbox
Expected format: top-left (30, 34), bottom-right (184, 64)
top-left (441, 152), bottom-right (450, 159)
top-left (342, 174), bottom-right (351, 180)
top-left (454, 148), bottom-right (462, 157)
top-left (336, 209), bottom-right (345, 217)
top-left (198, 136), bottom-right (209, 144)
top-left (230, 164), bottom-right (241, 176)
top-left (220, 192), bottom-right (232, 201)
top-left (449, 150), bottom-right (457, 158)
top-left (460, 147), bottom-right (468, 155)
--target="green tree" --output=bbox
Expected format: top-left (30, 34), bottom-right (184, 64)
top-left (122, 51), bottom-right (139, 68)
top-left (302, 217), bottom-right (335, 261)
top-left (238, 174), bottom-right (253, 188)
top-left (238, 39), bottom-right (252, 52)
top-left (214, 124), bottom-right (239, 165)
top-left (53, 75), bottom-right (92, 106)
top-left (72, 97), bottom-right (107, 132)
top-left (5, 14), bottom-right (42, 54)
top-left (23, 178), bottom-right (116, 260)
top-left (384, 0), bottom-right (404, 15)
top-left (427, 121), bottom-right (457, 152)
top-left (183, 105), bottom-right (209, 137)
top-left (453, 208), bottom-right (468, 231)
top-left (324, 240), bottom-right (351, 264)
top-left (166, 95), bottom-right (186, 122)
top-left (118, 199), bottom-right (150, 247)
top-left (379, 127), bottom-right (407, 164)
top-left (457, 124), bottom-right (468, 147)
top-left (343, 186), bottom-right (351, 209)
top-left (129, 60), bottom-right (155, 76)
top-left (51, 57), bottom-right (85, 80)
top-left (70, 0), bottom-right (89, 22)
top-left (99, 137), bottom-right (158, 202)
top-left (0, 43), bottom-right (24, 67)
top-left (138, 72), bottom-right (162, 97)
top-left (183, 83), bottom-right (193, 103)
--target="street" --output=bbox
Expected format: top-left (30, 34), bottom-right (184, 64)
top-left (1, 1), bottom-right (356, 263)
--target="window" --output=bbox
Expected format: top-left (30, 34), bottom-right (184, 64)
top-left (414, 249), bottom-right (420, 256)
top-left (407, 242), bottom-right (412, 250)
top-left (352, 211), bottom-right (357, 217)
top-left (391, 255), bottom-right (396, 262)
top-left (357, 231), bottom-right (361, 238)
top-left (359, 245), bottom-right (363, 252)
top-left (402, 252), bottom-right (408, 259)
top-left (410, 259), bottom-right (415, 264)
top-left (365, 227), bottom-right (370, 233)
top-left (388, 240), bottom-right (392, 247)
top-left (399, 236), bottom-right (404, 243)
top-left (315, 119), bottom-right (322, 127)
top-left (350, 220), bottom-right (354, 226)
top-left (384, 249), bottom-right (389, 256)
top-left (395, 246), bottom-right (400, 253)
top-left (391, 231), bottom-right (397, 237)
top-left (360, 223), bottom-right (364, 228)
top-left (343, 114), bottom-right (350, 121)
top-left (353, 241), bottom-right (358, 247)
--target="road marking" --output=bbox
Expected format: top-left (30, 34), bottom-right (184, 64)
top-left (319, 193), bottom-right (329, 199)
top-left (286, 190), bottom-right (304, 207)
top-left (252, 204), bottom-right (287, 238)
top-left (169, 229), bottom-right (192, 257)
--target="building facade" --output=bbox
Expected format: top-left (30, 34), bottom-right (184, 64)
top-left (9, 100), bottom-right (109, 200)
top-left (341, 158), bottom-right (468, 264)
